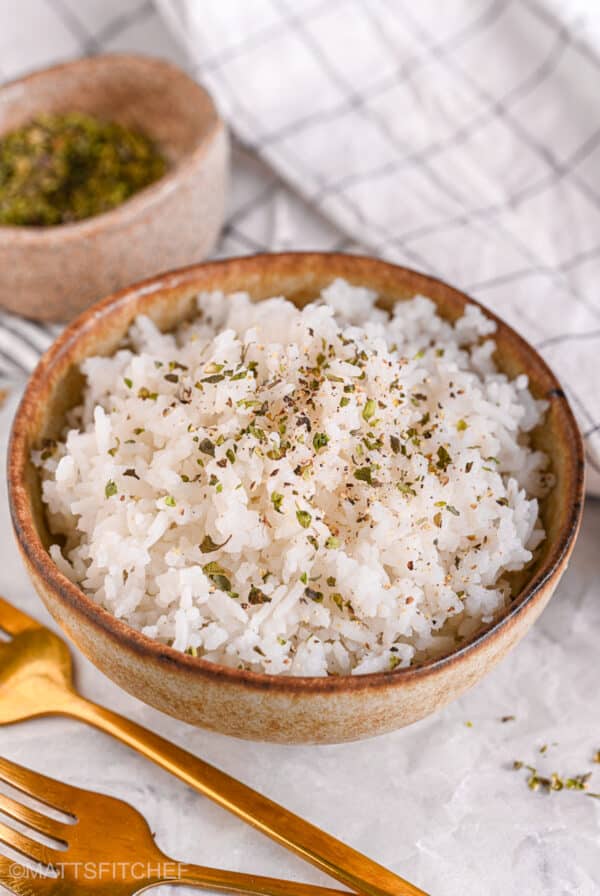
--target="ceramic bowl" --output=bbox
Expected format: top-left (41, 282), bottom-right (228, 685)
top-left (0, 54), bottom-right (228, 322)
top-left (8, 253), bottom-right (584, 743)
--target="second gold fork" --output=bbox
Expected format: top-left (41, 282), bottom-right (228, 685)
top-left (0, 597), bottom-right (428, 896)
top-left (0, 754), bottom-right (349, 896)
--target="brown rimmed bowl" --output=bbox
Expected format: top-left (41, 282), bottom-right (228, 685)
top-left (0, 54), bottom-right (228, 322)
top-left (8, 253), bottom-right (584, 743)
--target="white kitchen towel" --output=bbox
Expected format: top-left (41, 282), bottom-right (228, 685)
top-left (1, 0), bottom-right (599, 493)
top-left (158, 0), bottom-right (600, 493)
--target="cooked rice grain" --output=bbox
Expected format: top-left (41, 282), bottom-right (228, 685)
top-left (37, 280), bottom-right (551, 675)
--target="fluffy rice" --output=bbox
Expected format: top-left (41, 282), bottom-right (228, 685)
top-left (36, 279), bottom-right (552, 676)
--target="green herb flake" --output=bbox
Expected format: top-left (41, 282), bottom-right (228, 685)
top-left (137, 387), bottom-right (158, 401)
top-left (305, 587), bottom-right (323, 603)
top-left (202, 374), bottom-right (225, 384)
top-left (104, 479), bottom-right (117, 498)
top-left (436, 445), bottom-right (452, 472)
top-left (331, 592), bottom-right (344, 610)
top-left (123, 377), bottom-right (133, 389)
top-left (354, 466), bottom-right (373, 485)
top-left (456, 419), bottom-right (468, 431)
top-left (200, 534), bottom-right (232, 553)
top-left (566, 774), bottom-right (592, 791)
top-left (248, 585), bottom-right (271, 605)
top-left (312, 432), bottom-right (329, 451)
top-left (271, 492), bottom-right (284, 514)
top-left (296, 509), bottom-right (312, 528)
top-left (202, 561), bottom-right (231, 592)
top-left (362, 398), bottom-right (376, 422)
top-left (199, 437), bottom-right (215, 457)
top-left (325, 535), bottom-right (340, 549)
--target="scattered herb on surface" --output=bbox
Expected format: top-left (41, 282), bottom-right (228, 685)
top-left (513, 759), bottom-right (597, 798)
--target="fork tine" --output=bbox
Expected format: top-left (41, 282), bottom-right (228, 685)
top-left (0, 819), bottom-right (59, 867)
top-left (0, 758), bottom-right (77, 817)
top-left (0, 792), bottom-right (68, 843)
top-left (0, 598), bottom-right (39, 636)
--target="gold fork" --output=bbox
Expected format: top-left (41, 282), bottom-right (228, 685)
top-left (0, 754), bottom-right (348, 896)
top-left (0, 598), bottom-right (428, 896)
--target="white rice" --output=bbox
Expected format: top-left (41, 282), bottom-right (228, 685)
top-left (36, 279), bottom-right (552, 676)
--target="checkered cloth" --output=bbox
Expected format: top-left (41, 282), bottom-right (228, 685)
top-left (1, 1), bottom-right (599, 494)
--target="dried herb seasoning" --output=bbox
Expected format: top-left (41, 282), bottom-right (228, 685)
top-left (0, 112), bottom-right (166, 226)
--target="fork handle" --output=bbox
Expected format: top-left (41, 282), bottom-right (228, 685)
top-left (162, 863), bottom-right (349, 896)
top-left (62, 692), bottom-right (428, 896)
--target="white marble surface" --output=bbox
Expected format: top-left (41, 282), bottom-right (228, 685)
top-left (0, 381), bottom-right (599, 896)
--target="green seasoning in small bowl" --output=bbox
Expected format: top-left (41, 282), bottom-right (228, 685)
top-left (0, 112), bottom-right (167, 227)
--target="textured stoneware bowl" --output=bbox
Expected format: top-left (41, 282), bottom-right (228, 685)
top-left (8, 253), bottom-right (584, 744)
top-left (0, 54), bottom-right (228, 322)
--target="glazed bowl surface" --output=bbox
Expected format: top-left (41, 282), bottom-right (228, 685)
top-left (8, 253), bottom-right (584, 743)
top-left (0, 54), bottom-right (228, 321)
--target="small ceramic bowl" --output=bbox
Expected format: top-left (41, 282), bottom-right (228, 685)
top-left (0, 54), bottom-right (228, 322)
top-left (8, 253), bottom-right (584, 744)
